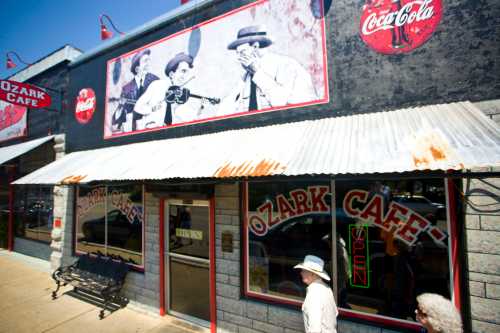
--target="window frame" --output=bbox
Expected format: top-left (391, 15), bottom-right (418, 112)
top-left (242, 178), bottom-right (461, 332)
top-left (73, 183), bottom-right (146, 271)
top-left (13, 185), bottom-right (54, 244)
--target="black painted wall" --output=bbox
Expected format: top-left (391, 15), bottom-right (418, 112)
top-left (65, 0), bottom-right (500, 153)
top-left (0, 61), bottom-right (69, 148)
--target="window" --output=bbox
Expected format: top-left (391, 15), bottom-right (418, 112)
top-left (245, 181), bottom-right (332, 303)
top-left (244, 178), bottom-right (454, 328)
top-left (13, 185), bottom-right (54, 243)
top-left (75, 184), bottom-right (144, 268)
top-left (336, 179), bottom-right (451, 325)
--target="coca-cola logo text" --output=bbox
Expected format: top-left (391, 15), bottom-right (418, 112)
top-left (75, 88), bottom-right (96, 124)
top-left (359, 0), bottom-right (443, 54)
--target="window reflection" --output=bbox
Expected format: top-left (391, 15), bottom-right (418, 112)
top-left (13, 186), bottom-right (54, 243)
top-left (245, 179), bottom-right (452, 324)
top-left (75, 184), bottom-right (143, 267)
top-left (336, 179), bottom-right (450, 322)
top-left (169, 204), bottom-right (209, 259)
top-left (247, 182), bottom-right (332, 301)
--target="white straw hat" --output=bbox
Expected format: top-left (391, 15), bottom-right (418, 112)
top-left (294, 255), bottom-right (330, 281)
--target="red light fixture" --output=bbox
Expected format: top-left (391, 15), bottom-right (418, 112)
top-left (5, 51), bottom-right (31, 70)
top-left (99, 14), bottom-right (124, 40)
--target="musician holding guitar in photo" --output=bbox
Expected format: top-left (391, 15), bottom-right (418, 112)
top-left (134, 52), bottom-right (219, 130)
top-left (111, 49), bottom-right (159, 132)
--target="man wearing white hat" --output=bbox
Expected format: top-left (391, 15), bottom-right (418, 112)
top-left (217, 25), bottom-right (318, 116)
top-left (295, 255), bottom-right (338, 333)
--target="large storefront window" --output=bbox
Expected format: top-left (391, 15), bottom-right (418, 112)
top-left (75, 184), bottom-right (144, 268)
top-left (246, 181), bottom-right (332, 303)
top-left (14, 185), bottom-right (54, 243)
top-left (245, 178), bottom-right (453, 327)
top-left (336, 179), bottom-right (451, 324)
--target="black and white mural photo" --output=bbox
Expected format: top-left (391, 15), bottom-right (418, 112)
top-left (104, 0), bottom-right (328, 138)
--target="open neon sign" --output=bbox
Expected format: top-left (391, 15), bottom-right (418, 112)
top-left (348, 224), bottom-right (370, 288)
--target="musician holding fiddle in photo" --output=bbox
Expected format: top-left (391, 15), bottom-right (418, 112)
top-left (134, 52), bottom-right (219, 130)
top-left (111, 49), bottom-right (159, 132)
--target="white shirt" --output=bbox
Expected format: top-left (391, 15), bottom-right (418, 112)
top-left (217, 52), bottom-right (318, 116)
top-left (134, 80), bottom-right (212, 129)
top-left (302, 279), bottom-right (338, 333)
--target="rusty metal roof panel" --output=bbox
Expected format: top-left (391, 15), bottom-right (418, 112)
top-left (13, 101), bottom-right (500, 185)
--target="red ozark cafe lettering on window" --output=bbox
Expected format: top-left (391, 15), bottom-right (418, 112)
top-left (343, 190), bottom-right (447, 246)
top-left (248, 186), bottom-right (330, 236)
top-left (110, 190), bottom-right (144, 225)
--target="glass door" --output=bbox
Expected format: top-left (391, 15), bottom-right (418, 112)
top-left (165, 200), bottom-right (210, 326)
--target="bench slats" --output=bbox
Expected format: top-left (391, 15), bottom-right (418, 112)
top-left (52, 254), bottom-right (129, 319)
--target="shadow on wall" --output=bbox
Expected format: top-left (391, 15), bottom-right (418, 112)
top-left (464, 178), bottom-right (500, 213)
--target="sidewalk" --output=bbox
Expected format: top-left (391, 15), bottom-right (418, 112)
top-left (0, 250), bottom-right (208, 333)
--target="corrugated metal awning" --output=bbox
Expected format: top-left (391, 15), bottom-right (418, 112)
top-left (0, 135), bottom-right (54, 166)
top-left (13, 102), bottom-right (500, 185)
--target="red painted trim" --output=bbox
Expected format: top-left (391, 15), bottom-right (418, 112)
top-left (209, 197), bottom-right (217, 333)
top-left (104, 99), bottom-right (329, 140)
top-left (159, 198), bottom-right (166, 316)
top-left (319, 0), bottom-right (330, 104)
top-left (447, 178), bottom-right (462, 311)
top-left (7, 168), bottom-right (15, 251)
top-left (103, 0), bottom-right (329, 139)
top-left (242, 181), bottom-right (248, 297)
top-left (339, 309), bottom-right (422, 331)
top-left (72, 186), bottom-right (79, 256)
top-left (141, 184), bottom-right (146, 270)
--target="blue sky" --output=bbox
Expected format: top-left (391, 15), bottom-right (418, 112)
top-left (0, 0), bottom-right (182, 79)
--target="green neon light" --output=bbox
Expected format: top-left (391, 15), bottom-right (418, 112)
top-left (348, 224), bottom-right (371, 289)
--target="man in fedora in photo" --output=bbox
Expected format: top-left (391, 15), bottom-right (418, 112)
top-left (295, 255), bottom-right (338, 333)
top-left (134, 52), bottom-right (211, 129)
top-left (112, 48), bottom-right (159, 132)
top-left (217, 25), bottom-right (318, 116)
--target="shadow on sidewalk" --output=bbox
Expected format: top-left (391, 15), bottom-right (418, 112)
top-left (54, 288), bottom-right (129, 319)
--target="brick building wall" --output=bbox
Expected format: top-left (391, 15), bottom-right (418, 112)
top-left (465, 100), bottom-right (500, 333)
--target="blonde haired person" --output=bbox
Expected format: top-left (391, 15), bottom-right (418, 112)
top-left (416, 293), bottom-right (463, 333)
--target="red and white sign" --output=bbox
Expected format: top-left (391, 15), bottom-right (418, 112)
top-left (248, 186), bottom-right (330, 236)
top-left (359, 0), bottom-right (443, 54)
top-left (0, 101), bottom-right (27, 142)
top-left (0, 79), bottom-right (52, 108)
top-left (75, 88), bottom-right (96, 124)
top-left (343, 190), bottom-right (447, 246)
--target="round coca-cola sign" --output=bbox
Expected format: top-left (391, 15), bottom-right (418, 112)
top-left (75, 88), bottom-right (96, 124)
top-left (360, 0), bottom-right (443, 54)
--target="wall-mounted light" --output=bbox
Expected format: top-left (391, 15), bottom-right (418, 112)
top-left (99, 14), bottom-right (124, 40)
top-left (5, 51), bottom-right (31, 70)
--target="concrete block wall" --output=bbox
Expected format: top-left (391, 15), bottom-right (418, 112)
top-left (214, 183), bottom-right (406, 333)
top-left (464, 175), bottom-right (500, 333)
top-left (464, 101), bottom-right (500, 333)
top-left (55, 185), bottom-right (75, 269)
top-left (121, 192), bottom-right (161, 315)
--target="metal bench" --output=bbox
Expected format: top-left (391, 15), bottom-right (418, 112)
top-left (52, 254), bottom-right (129, 319)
